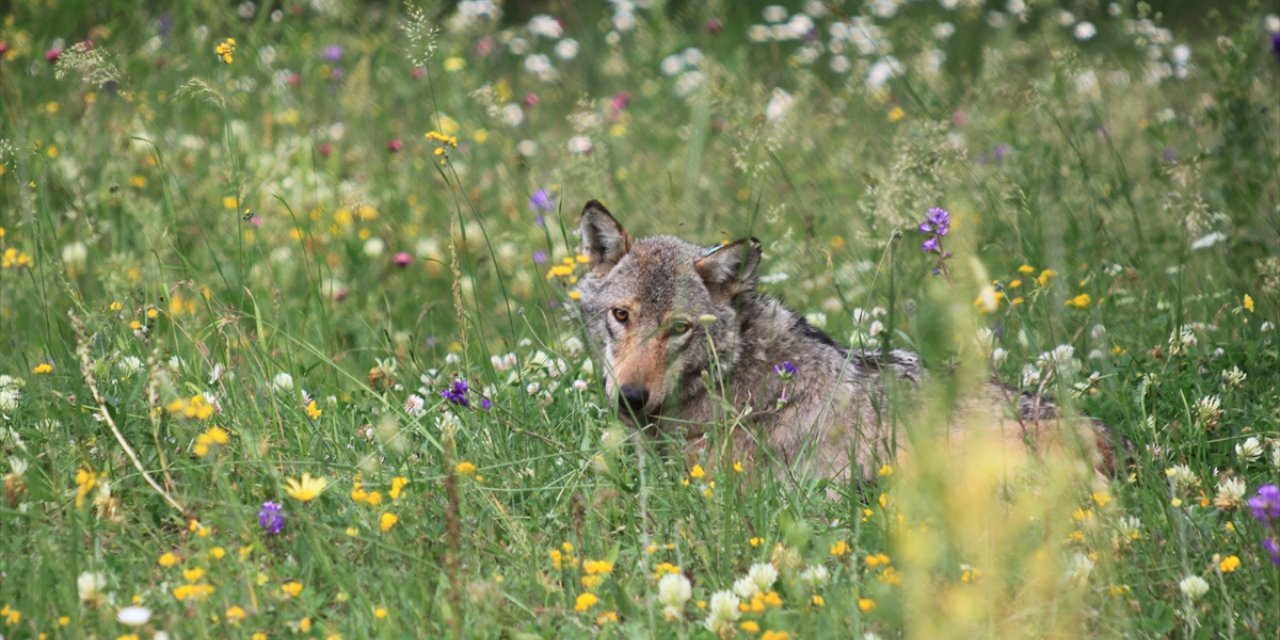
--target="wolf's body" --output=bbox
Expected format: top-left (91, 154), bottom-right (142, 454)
top-left (576, 200), bottom-right (1112, 482)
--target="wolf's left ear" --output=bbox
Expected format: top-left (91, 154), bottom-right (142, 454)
top-left (579, 200), bottom-right (631, 274)
top-left (695, 238), bottom-right (762, 298)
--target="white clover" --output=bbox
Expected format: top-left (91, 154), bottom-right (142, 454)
top-left (272, 372), bottom-right (294, 392)
top-left (747, 562), bottom-right (778, 593)
top-left (554, 38), bottom-right (579, 60)
top-left (527, 14), bottom-right (563, 39)
top-left (78, 571), bottom-right (109, 603)
top-left (762, 5), bottom-right (788, 23)
top-left (405, 394), bottom-right (425, 416)
top-left (1214, 477), bottom-right (1246, 509)
top-left (1166, 464), bottom-right (1200, 490)
top-left (732, 575), bottom-right (759, 599)
top-left (1073, 21), bottom-right (1096, 41)
top-left (1236, 436), bottom-right (1263, 463)
top-left (1179, 575), bottom-right (1209, 601)
top-left (656, 573), bottom-right (692, 621)
top-left (703, 590), bottom-right (740, 633)
top-left (1222, 366), bottom-right (1246, 387)
top-left (117, 606), bottom-right (152, 626)
top-left (765, 88), bottom-right (794, 125)
top-left (567, 135), bottom-right (593, 155)
top-left (1063, 552), bottom-right (1094, 587)
top-left (799, 564), bottom-right (829, 587)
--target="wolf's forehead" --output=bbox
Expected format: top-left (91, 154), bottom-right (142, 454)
top-left (604, 238), bottom-right (708, 310)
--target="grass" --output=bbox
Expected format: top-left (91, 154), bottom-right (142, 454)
top-left (1, 1), bottom-right (1278, 638)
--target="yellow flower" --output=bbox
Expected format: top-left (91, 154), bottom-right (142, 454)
top-left (215, 38), bottom-right (236, 64)
top-left (252, 633), bottom-right (267, 640)
top-left (373, 606), bottom-right (388, 619)
top-left (455, 461), bottom-right (477, 476)
top-left (858, 598), bottom-right (876, 612)
top-left (389, 476), bottom-right (409, 500)
top-left (583, 560), bottom-right (614, 575)
top-left (811, 595), bottom-right (825, 607)
top-left (864, 553), bottom-right (891, 568)
top-left (1066, 293), bottom-right (1092, 309)
top-left (172, 584), bottom-right (215, 601)
top-left (1218, 555), bottom-right (1240, 573)
top-left (379, 512), bottom-right (399, 531)
top-left (762, 631), bottom-right (791, 640)
top-left (574, 592), bottom-right (599, 612)
top-left (208, 547), bottom-right (226, 560)
top-left (741, 620), bottom-right (760, 633)
top-left (733, 461), bottom-right (744, 473)
top-left (888, 106), bottom-right (905, 122)
top-left (750, 536), bottom-right (764, 547)
top-left (225, 606), bottom-right (247, 623)
top-left (74, 468), bottom-right (98, 508)
top-left (1037, 269), bottom-right (1057, 287)
top-left (689, 464), bottom-right (705, 479)
top-left (1008, 279), bottom-right (1022, 289)
top-left (281, 581), bottom-right (303, 598)
top-left (1091, 491), bottom-right (1112, 507)
top-left (596, 610), bottom-right (618, 625)
top-left (443, 56), bottom-right (466, 72)
top-left (1243, 294), bottom-right (1254, 313)
top-left (183, 567), bottom-right (205, 582)
top-left (877, 464), bottom-right (893, 477)
top-left (304, 400), bottom-right (322, 420)
top-left (285, 473), bottom-right (328, 502)
top-left (1018, 264), bottom-right (1036, 275)
top-left (158, 552), bottom-right (180, 568)
top-left (549, 549), bottom-right (564, 570)
top-left (33, 363), bottom-right (53, 374)
top-left (829, 541), bottom-right (850, 557)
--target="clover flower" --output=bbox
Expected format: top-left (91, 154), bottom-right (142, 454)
top-left (258, 501), bottom-right (285, 535)
top-left (917, 207), bottom-right (952, 276)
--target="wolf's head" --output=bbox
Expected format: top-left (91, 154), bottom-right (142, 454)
top-left (576, 200), bottom-right (761, 425)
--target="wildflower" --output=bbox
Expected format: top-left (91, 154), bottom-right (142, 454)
top-left (1250, 484), bottom-right (1280, 524)
top-left (858, 598), bottom-right (876, 612)
top-left (172, 584), bottom-right (215, 601)
top-left (208, 547), bottom-right (226, 560)
top-left (282, 581), bottom-right (303, 598)
top-left (272, 372), bottom-right (294, 392)
top-left (917, 207), bottom-right (952, 275)
top-left (741, 620), bottom-right (761, 633)
top-left (379, 512), bottom-right (398, 532)
top-left (1222, 366), bottom-right (1247, 388)
top-left (1178, 575), bottom-right (1209, 601)
top-left (750, 536), bottom-right (763, 547)
top-left (74, 468), bottom-right (98, 508)
top-left (441, 378), bottom-right (470, 406)
top-left (390, 476), bottom-right (409, 500)
top-left (1243, 293), bottom-right (1254, 312)
top-left (811, 594), bottom-right (825, 607)
top-left (158, 552), bottom-right (180, 567)
top-left (304, 399), bottom-right (323, 420)
top-left (116, 606), bottom-right (151, 626)
top-left (657, 573), bottom-right (692, 621)
top-left (215, 38), bottom-right (236, 64)
top-left (284, 473), bottom-right (328, 502)
top-left (747, 563), bottom-right (778, 593)
top-left (703, 590), bottom-right (740, 634)
top-left (455, 461), bottom-right (477, 476)
top-left (32, 363), bottom-right (53, 374)
top-left (575, 592), bottom-right (599, 612)
top-left (1218, 555), bottom-right (1240, 573)
top-left (374, 606), bottom-right (388, 619)
top-left (761, 631), bottom-right (790, 640)
top-left (529, 189), bottom-right (555, 212)
top-left (393, 251), bottom-right (412, 267)
top-left (1037, 269), bottom-right (1057, 287)
top-left (773, 360), bottom-right (797, 380)
top-left (1195, 395), bottom-right (1222, 429)
top-left (1066, 293), bottom-right (1092, 309)
top-left (258, 501), bottom-right (285, 535)
top-left (193, 425), bottom-right (230, 457)
top-left (830, 540), bottom-right (850, 557)
top-left (690, 464), bottom-right (706, 479)
top-left (798, 564), bottom-right (830, 587)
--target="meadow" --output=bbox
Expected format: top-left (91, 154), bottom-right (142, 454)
top-left (1, 0), bottom-right (1278, 637)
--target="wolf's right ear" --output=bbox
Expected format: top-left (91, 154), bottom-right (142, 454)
top-left (695, 238), bottom-right (762, 299)
top-left (579, 200), bottom-right (631, 275)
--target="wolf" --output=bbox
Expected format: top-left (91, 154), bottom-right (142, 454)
top-left (575, 200), bottom-right (1115, 483)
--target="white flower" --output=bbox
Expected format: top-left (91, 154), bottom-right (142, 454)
top-left (992, 348), bottom-right (1008, 367)
top-left (1221, 366), bottom-right (1246, 387)
top-left (1179, 575), bottom-right (1209, 601)
top-left (363, 237), bottom-right (385, 257)
top-left (762, 5), bottom-right (788, 23)
top-left (657, 573), bottom-right (692, 621)
top-left (660, 54), bottom-right (684, 76)
top-left (501, 103), bottom-right (525, 128)
top-left (1073, 21), bottom-right (1096, 41)
top-left (1214, 477), bottom-right (1246, 508)
top-left (763, 88), bottom-right (795, 125)
top-left (703, 590), bottom-right (740, 633)
top-left (932, 22), bottom-right (955, 39)
top-left (78, 571), bottom-right (109, 603)
top-left (1195, 395), bottom-right (1222, 426)
top-left (117, 606), bottom-right (152, 626)
top-left (490, 353), bottom-right (518, 372)
top-left (405, 394), bottom-right (425, 416)
top-left (573, 379), bottom-right (589, 392)
top-left (1266, 14), bottom-right (1280, 33)
top-left (272, 372), bottom-right (295, 392)
top-left (673, 71), bottom-right (704, 97)
top-left (748, 562), bottom-right (778, 593)
top-left (829, 54), bottom-right (851, 73)
top-left (868, 320), bottom-right (884, 337)
top-left (798, 564), bottom-right (830, 587)
top-left (554, 38), bottom-right (579, 60)
top-left (1063, 552), bottom-right (1094, 586)
top-left (733, 575), bottom-right (759, 599)
top-left (866, 57), bottom-right (900, 91)
top-left (612, 11), bottom-right (636, 32)
top-left (526, 381), bottom-right (541, 395)
top-left (567, 135), bottom-right (593, 155)
top-left (1190, 231), bottom-right (1225, 250)
top-left (681, 47), bottom-right (704, 67)
top-left (0, 388), bottom-right (21, 412)
top-left (1236, 436), bottom-right (1263, 463)
top-left (523, 53), bottom-right (556, 80)
top-left (747, 24), bottom-right (771, 43)
top-left (527, 14), bottom-right (563, 39)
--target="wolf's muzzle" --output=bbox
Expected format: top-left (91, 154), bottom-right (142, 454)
top-left (618, 384), bottom-right (650, 416)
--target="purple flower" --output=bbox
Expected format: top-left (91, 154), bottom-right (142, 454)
top-left (774, 360), bottom-right (797, 378)
top-left (480, 397), bottom-right (492, 410)
top-left (258, 501), bottom-right (285, 535)
top-left (921, 236), bottom-right (940, 253)
top-left (1272, 32), bottom-right (1280, 62)
top-left (529, 189), bottom-right (555, 213)
top-left (1249, 484), bottom-right (1280, 524)
top-left (917, 207), bottom-right (952, 275)
top-left (441, 378), bottom-right (470, 407)
top-left (533, 250), bottom-right (548, 265)
top-left (323, 45), bottom-right (343, 61)
top-left (925, 208), bottom-right (950, 235)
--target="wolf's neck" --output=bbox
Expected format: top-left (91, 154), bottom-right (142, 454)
top-left (734, 294), bottom-right (848, 369)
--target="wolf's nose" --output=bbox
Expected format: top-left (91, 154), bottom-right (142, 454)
top-left (618, 384), bottom-right (649, 415)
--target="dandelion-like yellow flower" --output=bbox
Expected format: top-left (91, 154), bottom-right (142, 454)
top-left (389, 476), bottom-right (409, 500)
top-left (455, 461), bottom-right (477, 476)
top-left (583, 560), bottom-right (613, 576)
top-left (285, 473), bottom-right (328, 502)
top-left (304, 399), bottom-right (322, 420)
top-left (172, 584), bottom-right (215, 601)
top-left (1018, 264), bottom-right (1036, 276)
top-left (741, 620), bottom-right (760, 633)
top-left (33, 363), bottom-right (53, 374)
top-left (750, 536), bottom-right (764, 547)
top-left (574, 592), bottom-right (599, 612)
top-left (1243, 294), bottom-right (1254, 313)
top-left (379, 512), bottom-right (399, 532)
top-left (829, 541), bottom-right (850, 557)
top-left (1066, 293), bottom-right (1092, 309)
top-left (182, 567), bottom-right (205, 582)
top-left (374, 606), bottom-right (388, 619)
top-left (215, 38), bottom-right (236, 64)
top-left (158, 552), bottom-right (180, 567)
top-left (762, 631), bottom-right (791, 640)
top-left (281, 581), bottom-right (303, 598)
top-left (1037, 269), bottom-right (1057, 287)
top-left (74, 468), bottom-right (98, 508)
top-left (888, 106), bottom-right (905, 123)
top-left (689, 464), bottom-right (706, 479)
top-left (811, 595), bottom-right (825, 607)
top-left (226, 606), bottom-right (247, 623)
top-left (1218, 555), bottom-right (1240, 573)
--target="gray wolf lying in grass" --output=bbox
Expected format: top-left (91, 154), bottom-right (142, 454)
top-left (575, 200), bottom-right (1115, 483)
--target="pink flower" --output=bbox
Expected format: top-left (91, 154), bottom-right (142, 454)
top-left (393, 252), bottom-right (411, 267)
top-left (45, 48), bottom-right (62, 62)
top-left (387, 139), bottom-right (404, 153)
top-left (524, 93), bottom-right (539, 107)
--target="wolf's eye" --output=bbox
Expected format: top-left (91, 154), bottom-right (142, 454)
top-left (668, 319), bottom-right (691, 336)
top-left (611, 308), bottom-right (629, 324)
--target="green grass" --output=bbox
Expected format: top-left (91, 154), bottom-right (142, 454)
top-left (1, 1), bottom-right (1278, 638)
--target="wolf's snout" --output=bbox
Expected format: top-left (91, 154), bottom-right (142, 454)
top-left (618, 384), bottom-right (650, 415)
